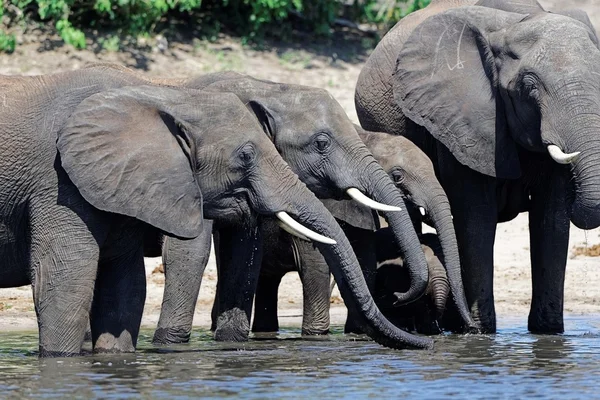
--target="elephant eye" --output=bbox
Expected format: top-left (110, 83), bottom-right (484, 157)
top-left (522, 74), bottom-right (540, 99)
top-left (238, 142), bottom-right (257, 165)
top-left (391, 169), bottom-right (404, 185)
top-left (313, 133), bottom-right (331, 152)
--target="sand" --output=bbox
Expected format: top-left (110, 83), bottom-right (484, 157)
top-left (0, 0), bottom-right (599, 333)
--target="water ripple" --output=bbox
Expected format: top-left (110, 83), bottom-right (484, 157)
top-left (0, 316), bottom-right (599, 398)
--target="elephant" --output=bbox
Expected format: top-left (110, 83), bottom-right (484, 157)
top-left (354, 0), bottom-right (600, 333)
top-left (0, 65), bottom-right (423, 356)
top-left (250, 127), bottom-right (459, 336)
top-left (141, 71), bottom-right (469, 345)
top-left (374, 232), bottom-right (449, 335)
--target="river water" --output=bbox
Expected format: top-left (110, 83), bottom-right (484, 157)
top-left (1, 316), bottom-right (599, 398)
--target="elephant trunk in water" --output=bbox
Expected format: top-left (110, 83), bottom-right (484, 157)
top-left (268, 168), bottom-right (433, 349)
top-left (359, 157), bottom-right (429, 305)
top-left (423, 186), bottom-right (480, 331)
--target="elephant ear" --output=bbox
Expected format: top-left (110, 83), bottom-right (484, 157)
top-left (57, 85), bottom-right (204, 239)
top-left (321, 199), bottom-right (379, 231)
top-left (393, 6), bottom-right (525, 179)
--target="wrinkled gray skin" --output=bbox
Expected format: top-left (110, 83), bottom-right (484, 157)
top-left (149, 73), bottom-right (434, 348)
top-left (375, 232), bottom-right (449, 335)
top-left (355, 0), bottom-right (600, 333)
top-left (251, 128), bottom-right (468, 335)
top-left (1, 66), bottom-right (392, 356)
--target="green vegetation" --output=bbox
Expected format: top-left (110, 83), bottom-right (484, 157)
top-left (0, 31), bottom-right (16, 53)
top-left (0, 0), bottom-right (431, 52)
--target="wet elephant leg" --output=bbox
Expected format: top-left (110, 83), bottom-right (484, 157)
top-left (30, 205), bottom-right (102, 357)
top-left (251, 270), bottom-right (284, 333)
top-left (295, 238), bottom-right (331, 336)
top-left (91, 228), bottom-right (146, 353)
top-left (343, 224), bottom-right (377, 334)
top-left (212, 222), bottom-right (263, 342)
top-left (438, 150), bottom-right (498, 333)
top-left (528, 168), bottom-right (569, 334)
top-left (153, 220), bottom-right (213, 344)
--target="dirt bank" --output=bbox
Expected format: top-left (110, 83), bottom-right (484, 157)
top-left (0, 0), bottom-right (599, 333)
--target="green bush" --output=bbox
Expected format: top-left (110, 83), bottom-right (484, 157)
top-left (0, 0), bottom-right (430, 51)
top-left (0, 31), bottom-right (16, 53)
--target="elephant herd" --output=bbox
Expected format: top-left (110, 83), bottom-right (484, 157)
top-left (1, 0), bottom-right (600, 357)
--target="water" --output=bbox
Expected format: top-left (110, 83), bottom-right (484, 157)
top-left (1, 316), bottom-right (600, 399)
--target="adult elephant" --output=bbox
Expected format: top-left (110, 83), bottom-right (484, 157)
top-left (355, 0), bottom-right (600, 333)
top-left (148, 73), bottom-right (459, 344)
top-left (0, 66), bottom-right (432, 356)
top-left (251, 128), bottom-right (461, 335)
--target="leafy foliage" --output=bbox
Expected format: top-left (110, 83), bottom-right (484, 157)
top-left (0, 0), bottom-right (430, 51)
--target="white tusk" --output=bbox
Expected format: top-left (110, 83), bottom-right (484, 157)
top-left (548, 145), bottom-right (580, 164)
top-left (275, 212), bottom-right (337, 245)
top-left (277, 220), bottom-right (310, 242)
top-left (346, 188), bottom-right (402, 212)
top-left (419, 207), bottom-right (426, 216)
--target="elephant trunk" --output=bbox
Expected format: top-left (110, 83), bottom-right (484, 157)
top-left (544, 104), bottom-right (600, 230)
top-left (360, 158), bottom-right (429, 305)
top-left (423, 186), bottom-right (480, 331)
top-left (420, 242), bottom-right (450, 319)
top-left (284, 184), bottom-right (433, 349)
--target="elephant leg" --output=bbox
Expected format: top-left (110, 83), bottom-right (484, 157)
top-left (252, 270), bottom-right (284, 333)
top-left (153, 220), bottom-right (213, 344)
top-left (528, 169), bottom-right (570, 334)
top-left (438, 151), bottom-right (498, 333)
top-left (344, 225), bottom-right (376, 334)
top-left (90, 227), bottom-right (146, 353)
top-left (295, 239), bottom-right (331, 336)
top-left (212, 222), bottom-right (263, 342)
top-left (30, 205), bottom-right (103, 357)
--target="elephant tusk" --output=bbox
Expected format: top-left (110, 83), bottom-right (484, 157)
top-left (346, 188), bottom-right (402, 212)
top-left (547, 145), bottom-right (580, 164)
top-left (275, 211), bottom-right (337, 245)
top-left (277, 220), bottom-right (310, 242)
top-left (419, 207), bottom-right (426, 216)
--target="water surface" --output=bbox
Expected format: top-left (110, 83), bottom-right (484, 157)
top-left (1, 316), bottom-right (599, 398)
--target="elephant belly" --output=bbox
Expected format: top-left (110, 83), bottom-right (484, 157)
top-left (496, 180), bottom-right (530, 223)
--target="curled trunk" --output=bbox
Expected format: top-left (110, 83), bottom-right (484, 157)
top-left (288, 185), bottom-right (433, 349)
top-left (362, 159), bottom-right (429, 305)
top-left (420, 241), bottom-right (450, 319)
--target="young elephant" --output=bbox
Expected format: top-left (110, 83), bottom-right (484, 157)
top-left (148, 72), bottom-right (449, 347)
top-left (0, 66), bottom-right (357, 356)
top-left (375, 232), bottom-right (449, 335)
top-left (250, 127), bottom-right (468, 335)
top-left (355, 0), bottom-right (600, 333)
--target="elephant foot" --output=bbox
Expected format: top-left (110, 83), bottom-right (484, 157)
top-left (93, 331), bottom-right (136, 353)
top-left (471, 305), bottom-right (496, 334)
top-left (528, 310), bottom-right (564, 334)
top-left (301, 327), bottom-right (329, 336)
top-left (214, 308), bottom-right (250, 342)
top-left (39, 348), bottom-right (82, 358)
top-left (152, 327), bottom-right (191, 345)
top-left (443, 302), bottom-right (495, 334)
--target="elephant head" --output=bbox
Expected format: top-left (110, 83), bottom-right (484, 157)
top-left (56, 85), bottom-right (433, 350)
top-left (392, 6), bottom-right (600, 229)
top-left (186, 75), bottom-right (430, 305)
top-left (356, 125), bottom-right (476, 331)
